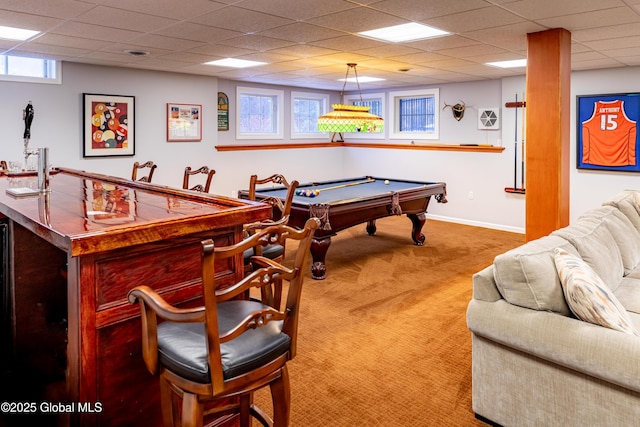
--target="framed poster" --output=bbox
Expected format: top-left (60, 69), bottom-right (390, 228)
top-left (218, 92), bottom-right (229, 131)
top-left (577, 93), bottom-right (640, 171)
top-left (167, 103), bottom-right (202, 141)
top-left (83, 93), bottom-right (135, 157)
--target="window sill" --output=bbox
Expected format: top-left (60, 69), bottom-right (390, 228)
top-left (215, 142), bottom-right (505, 153)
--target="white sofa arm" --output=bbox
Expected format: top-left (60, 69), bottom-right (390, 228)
top-left (467, 298), bottom-right (640, 393)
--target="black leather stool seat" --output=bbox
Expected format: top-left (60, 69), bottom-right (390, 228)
top-left (157, 300), bottom-right (289, 383)
top-left (243, 244), bottom-right (284, 264)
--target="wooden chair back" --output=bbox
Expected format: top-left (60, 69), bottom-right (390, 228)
top-left (248, 174), bottom-right (299, 221)
top-left (131, 161), bottom-right (157, 182)
top-left (182, 166), bottom-right (215, 193)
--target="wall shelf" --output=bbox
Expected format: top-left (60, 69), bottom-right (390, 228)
top-left (215, 142), bottom-right (505, 153)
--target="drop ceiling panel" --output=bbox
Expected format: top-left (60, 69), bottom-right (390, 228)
top-left (0, 0), bottom-right (639, 90)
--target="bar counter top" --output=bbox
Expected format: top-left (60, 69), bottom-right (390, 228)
top-left (0, 167), bottom-right (269, 256)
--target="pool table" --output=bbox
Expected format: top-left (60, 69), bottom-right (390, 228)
top-left (240, 176), bottom-right (447, 280)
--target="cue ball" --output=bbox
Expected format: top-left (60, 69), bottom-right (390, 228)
top-left (384, 180), bottom-right (390, 185)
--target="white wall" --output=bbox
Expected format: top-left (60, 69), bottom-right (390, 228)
top-left (344, 78), bottom-right (527, 232)
top-left (2, 62), bottom-right (639, 232)
top-left (570, 67), bottom-right (640, 222)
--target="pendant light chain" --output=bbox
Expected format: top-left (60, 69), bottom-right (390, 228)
top-left (341, 63), bottom-right (363, 103)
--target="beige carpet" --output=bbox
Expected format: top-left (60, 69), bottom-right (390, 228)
top-left (255, 215), bottom-right (524, 426)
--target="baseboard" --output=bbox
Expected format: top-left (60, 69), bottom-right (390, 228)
top-left (426, 214), bottom-right (525, 234)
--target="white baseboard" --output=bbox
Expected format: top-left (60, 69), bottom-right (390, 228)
top-left (426, 214), bottom-right (525, 234)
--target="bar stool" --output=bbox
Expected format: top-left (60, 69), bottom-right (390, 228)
top-left (132, 161), bottom-right (157, 182)
top-left (183, 166), bottom-right (215, 193)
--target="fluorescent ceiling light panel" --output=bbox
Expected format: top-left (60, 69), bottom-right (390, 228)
top-left (359, 23), bottom-right (450, 43)
top-left (0, 25), bottom-right (40, 41)
top-left (486, 59), bottom-right (527, 68)
top-left (204, 58), bottom-right (267, 68)
top-left (341, 76), bottom-right (385, 83)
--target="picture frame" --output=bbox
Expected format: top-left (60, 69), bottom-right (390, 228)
top-left (83, 93), bottom-right (135, 157)
top-left (577, 92), bottom-right (640, 172)
top-left (167, 103), bottom-right (202, 141)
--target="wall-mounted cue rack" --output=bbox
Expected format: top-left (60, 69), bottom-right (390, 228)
top-left (505, 95), bottom-right (526, 195)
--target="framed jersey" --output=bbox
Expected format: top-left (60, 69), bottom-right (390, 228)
top-left (577, 93), bottom-right (640, 172)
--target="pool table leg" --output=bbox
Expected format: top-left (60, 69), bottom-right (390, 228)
top-left (310, 236), bottom-right (331, 280)
top-left (408, 212), bottom-right (426, 246)
top-left (366, 220), bottom-right (377, 235)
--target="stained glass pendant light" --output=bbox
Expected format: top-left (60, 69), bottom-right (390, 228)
top-left (317, 63), bottom-right (384, 142)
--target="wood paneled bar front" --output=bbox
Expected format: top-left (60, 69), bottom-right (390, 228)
top-left (0, 168), bottom-right (271, 426)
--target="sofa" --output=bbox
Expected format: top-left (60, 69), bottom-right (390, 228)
top-left (466, 190), bottom-right (640, 427)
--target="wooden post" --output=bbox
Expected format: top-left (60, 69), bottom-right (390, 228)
top-left (525, 28), bottom-right (571, 241)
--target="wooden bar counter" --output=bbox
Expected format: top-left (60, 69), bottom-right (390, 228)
top-left (0, 168), bottom-right (270, 426)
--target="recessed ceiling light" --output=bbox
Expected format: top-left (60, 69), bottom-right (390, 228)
top-left (359, 22), bottom-right (450, 43)
top-left (486, 59), bottom-right (527, 68)
top-left (0, 25), bottom-right (40, 41)
top-left (340, 76), bottom-right (385, 83)
top-left (204, 58), bottom-right (267, 68)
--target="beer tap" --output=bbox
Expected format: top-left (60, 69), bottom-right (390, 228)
top-left (23, 101), bottom-right (38, 169)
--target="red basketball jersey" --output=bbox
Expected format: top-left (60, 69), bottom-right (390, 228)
top-left (582, 100), bottom-right (637, 167)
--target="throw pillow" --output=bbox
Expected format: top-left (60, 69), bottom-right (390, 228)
top-left (554, 248), bottom-right (640, 336)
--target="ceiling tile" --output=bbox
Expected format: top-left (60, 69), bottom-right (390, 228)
top-left (218, 35), bottom-right (296, 51)
top-left (370, 0), bottom-right (489, 21)
top-left (50, 22), bottom-right (144, 43)
top-left (537, 7), bottom-right (640, 31)
top-left (234, 0), bottom-right (358, 21)
top-left (71, 6), bottom-right (178, 32)
top-left (1, 0), bottom-right (639, 90)
top-left (305, 7), bottom-right (407, 33)
top-left (258, 23), bottom-right (347, 44)
top-left (426, 6), bottom-right (526, 33)
top-left (153, 23), bottom-right (242, 43)
top-left (189, 6), bottom-right (294, 33)
top-left (100, 0), bottom-right (227, 20)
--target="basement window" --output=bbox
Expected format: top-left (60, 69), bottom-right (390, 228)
top-left (0, 55), bottom-right (61, 84)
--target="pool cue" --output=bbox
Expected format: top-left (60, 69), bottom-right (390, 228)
top-left (297, 178), bottom-right (376, 197)
top-left (315, 178), bottom-right (375, 193)
top-left (521, 92), bottom-right (525, 190)
top-left (513, 93), bottom-right (518, 190)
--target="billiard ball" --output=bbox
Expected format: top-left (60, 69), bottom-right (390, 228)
top-left (384, 180), bottom-right (390, 185)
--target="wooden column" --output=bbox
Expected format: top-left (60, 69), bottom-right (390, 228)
top-left (525, 28), bottom-right (571, 241)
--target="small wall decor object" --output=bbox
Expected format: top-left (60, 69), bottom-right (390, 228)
top-left (577, 93), bottom-right (640, 172)
top-left (442, 100), bottom-right (466, 121)
top-left (478, 108), bottom-right (500, 130)
top-left (83, 93), bottom-right (135, 157)
top-left (167, 103), bottom-right (202, 142)
top-left (218, 92), bottom-right (229, 131)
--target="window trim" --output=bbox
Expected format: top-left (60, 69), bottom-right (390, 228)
top-left (0, 55), bottom-right (61, 84)
top-left (290, 91), bottom-right (330, 139)
top-left (388, 88), bottom-right (440, 140)
top-left (236, 86), bottom-right (284, 140)
top-left (343, 92), bottom-right (386, 140)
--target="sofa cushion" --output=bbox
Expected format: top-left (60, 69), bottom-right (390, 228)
top-left (615, 276), bottom-right (640, 315)
top-left (579, 205), bottom-right (640, 275)
top-left (554, 248), bottom-right (640, 336)
top-left (493, 235), bottom-right (577, 315)
top-left (603, 190), bottom-right (640, 233)
top-left (552, 218), bottom-right (624, 291)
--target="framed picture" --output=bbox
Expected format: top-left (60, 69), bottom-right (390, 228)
top-left (577, 93), bottom-right (640, 172)
top-left (167, 103), bottom-right (202, 141)
top-left (83, 93), bottom-right (135, 157)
